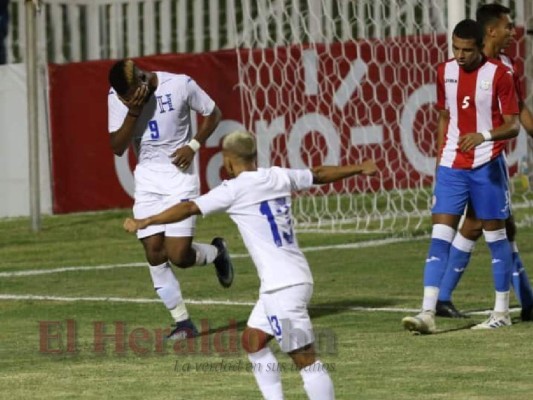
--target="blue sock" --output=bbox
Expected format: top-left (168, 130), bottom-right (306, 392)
top-left (423, 238), bottom-right (452, 287)
top-left (438, 246), bottom-right (472, 302)
top-left (484, 230), bottom-right (512, 292)
top-left (511, 248), bottom-right (533, 308)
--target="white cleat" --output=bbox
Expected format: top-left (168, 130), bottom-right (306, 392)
top-left (471, 312), bottom-right (511, 330)
top-left (401, 311), bottom-right (436, 334)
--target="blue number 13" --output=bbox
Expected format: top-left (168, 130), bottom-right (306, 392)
top-left (260, 199), bottom-right (294, 247)
top-left (148, 120), bottom-right (160, 139)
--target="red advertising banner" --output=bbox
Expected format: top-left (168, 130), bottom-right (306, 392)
top-left (48, 32), bottom-right (525, 214)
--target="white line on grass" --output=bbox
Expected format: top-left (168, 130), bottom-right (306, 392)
top-left (0, 294), bottom-right (516, 316)
top-left (0, 236), bottom-right (424, 278)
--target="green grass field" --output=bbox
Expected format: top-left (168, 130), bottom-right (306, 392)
top-left (1, 210), bottom-right (533, 399)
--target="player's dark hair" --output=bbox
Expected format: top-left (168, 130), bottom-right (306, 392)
top-left (453, 19), bottom-right (484, 49)
top-left (108, 60), bottom-right (131, 96)
top-left (476, 3), bottom-right (511, 33)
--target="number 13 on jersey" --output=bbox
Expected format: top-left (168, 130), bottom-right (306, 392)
top-left (260, 197), bottom-right (295, 247)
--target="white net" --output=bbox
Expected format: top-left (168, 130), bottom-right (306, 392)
top-left (232, 0), bottom-right (532, 233)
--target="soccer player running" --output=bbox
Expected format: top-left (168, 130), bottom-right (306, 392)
top-left (124, 130), bottom-right (378, 400)
top-left (401, 19), bottom-right (520, 334)
top-left (436, 3), bottom-right (533, 321)
top-left (108, 59), bottom-right (234, 340)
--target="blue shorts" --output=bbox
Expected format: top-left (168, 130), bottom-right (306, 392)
top-left (432, 154), bottom-right (510, 220)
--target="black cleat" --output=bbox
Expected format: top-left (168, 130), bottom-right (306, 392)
top-left (521, 305), bottom-right (533, 321)
top-left (211, 237), bottom-right (234, 288)
top-left (435, 300), bottom-right (469, 318)
top-left (166, 318), bottom-right (199, 340)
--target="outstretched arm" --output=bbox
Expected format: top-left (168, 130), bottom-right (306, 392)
top-left (311, 160), bottom-right (377, 184)
top-left (123, 201), bottom-right (202, 233)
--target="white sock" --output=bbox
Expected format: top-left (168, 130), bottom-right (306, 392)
top-left (422, 286), bottom-right (439, 312)
top-left (191, 243), bottom-right (218, 265)
top-left (149, 262), bottom-right (188, 322)
top-left (248, 347), bottom-right (283, 400)
top-left (169, 302), bottom-right (189, 322)
top-left (494, 291), bottom-right (510, 314)
top-left (300, 360), bottom-right (335, 400)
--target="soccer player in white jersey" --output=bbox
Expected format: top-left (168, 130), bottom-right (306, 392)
top-left (108, 59), bottom-right (234, 340)
top-left (123, 130), bottom-right (378, 400)
top-left (401, 19), bottom-right (520, 333)
top-left (436, 3), bottom-right (533, 321)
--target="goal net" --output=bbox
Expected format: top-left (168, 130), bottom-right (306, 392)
top-left (231, 0), bottom-right (532, 233)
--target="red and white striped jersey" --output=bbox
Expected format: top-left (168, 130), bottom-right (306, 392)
top-left (498, 53), bottom-right (524, 102)
top-left (436, 57), bottom-right (519, 169)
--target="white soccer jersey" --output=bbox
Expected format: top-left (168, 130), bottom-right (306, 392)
top-left (108, 72), bottom-right (215, 166)
top-left (194, 167), bottom-right (315, 293)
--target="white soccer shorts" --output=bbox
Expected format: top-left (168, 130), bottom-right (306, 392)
top-left (133, 164), bottom-right (199, 239)
top-left (247, 283), bottom-right (315, 353)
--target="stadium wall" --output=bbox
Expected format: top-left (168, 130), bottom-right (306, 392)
top-left (0, 64), bottom-right (52, 218)
top-left (47, 36), bottom-right (526, 215)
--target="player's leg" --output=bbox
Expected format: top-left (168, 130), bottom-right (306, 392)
top-left (140, 234), bottom-right (198, 339)
top-left (243, 300), bottom-right (283, 400)
top-left (264, 284), bottom-right (335, 399)
top-left (163, 196), bottom-right (234, 287)
top-left (134, 189), bottom-right (198, 339)
top-left (402, 166), bottom-right (467, 333)
top-left (506, 216), bottom-right (533, 320)
top-left (437, 205), bottom-right (481, 318)
top-left (470, 156), bottom-right (513, 329)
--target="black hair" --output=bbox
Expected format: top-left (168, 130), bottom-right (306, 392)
top-left (476, 3), bottom-right (511, 32)
top-left (108, 60), bottom-right (131, 96)
top-left (453, 19), bottom-right (484, 49)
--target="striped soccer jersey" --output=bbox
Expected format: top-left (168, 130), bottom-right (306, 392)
top-left (436, 57), bottom-right (519, 169)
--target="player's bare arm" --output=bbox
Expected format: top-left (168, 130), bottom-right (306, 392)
top-left (110, 85), bottom-right (150, 156)
top-left (458, 114), bottom-right (519, 152)
top-left (519, 103), bottom-right (533, 139)
top-left (124, 201), bottom-right (202, 233)
top-left (436, 110), bottom-right (449, 168)
top-left (311, 160), bottom-right (377, 184)
top-left (171, 105), bottom-right (222, 169)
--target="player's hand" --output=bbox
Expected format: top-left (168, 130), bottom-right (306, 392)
top-left (119, 84), bottom-right (150, 115)
top-left (360, 160), bottom-right (378, 176)
top-left (123, 217), bottom-right (147, 233)
top-left (171, 146), bottom-right (195, 170)
top-left (458, 133), bottom-right (484, 152)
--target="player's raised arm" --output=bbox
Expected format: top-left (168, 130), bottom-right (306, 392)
top-left (124, 201), bottom-right (202, 233)
top-left (310, 160), bottom-right (377, 184)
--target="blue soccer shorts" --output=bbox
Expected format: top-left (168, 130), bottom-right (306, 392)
top-left (432, 154), bottom-right (510, 220)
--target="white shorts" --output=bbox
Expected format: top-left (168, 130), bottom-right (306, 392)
top-left (133, 163), bottom-right (199, 239)
top-left (247, 283), bottom-right (314, 353)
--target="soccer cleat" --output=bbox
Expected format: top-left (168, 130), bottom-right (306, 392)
top-left (471, 312), bottom-right (511, 330)
top-left (401, 311), bottom-right (436, 334)
top-left (211, 237), bottom-right (234, 288)
top-left (521, 305), bottom-right (533, 322)
top-left (435, 300), bottom-right (469, 319)
top-left (166, 318), bottom-right (199, 340)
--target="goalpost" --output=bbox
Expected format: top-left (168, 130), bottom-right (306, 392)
top-left (231, 0), bottom-right (532, 233)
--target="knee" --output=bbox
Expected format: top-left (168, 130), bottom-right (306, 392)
top-left (145, 249), bottom-right (166, 266)
top-left (460, 217), bottom-right (483, 241)
top-left (288, 344), bottom-right (316, 370)
top-left (505, 218), bottom-right (517, 242)
top-left (242, 327), bottom-right (271, 354)
top-left (167, 247), bottom-right (193, 268)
